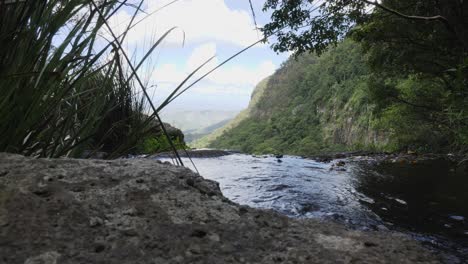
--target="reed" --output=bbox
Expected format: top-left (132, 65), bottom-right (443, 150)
top-left (0, 0), bottom-right (190, 158)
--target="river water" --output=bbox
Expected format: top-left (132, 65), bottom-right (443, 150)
top-left (156, 153), bottom-right (468, 263)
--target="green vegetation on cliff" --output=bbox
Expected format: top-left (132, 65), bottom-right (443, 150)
top-left (201, 40), bottom-right (382, 155)
top-left (192, 77), bottom-right (270, 148)
top-left (199, 0), bottom-right (467, 155)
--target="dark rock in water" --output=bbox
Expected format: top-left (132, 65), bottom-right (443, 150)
top-left (276, 159), bottom-right (283, 163)
top-left (314, 156), bottom-right (333, 163)
top-left (150, 149), bottom-right (232, 159)
top-left (336, 161), bottom-right (346, 167)
top-left (310, 151), bottom-right (381, 163)
top-left (275, 154), bottom-right (283, 159)
top-left (266, 184), bottom-right (290, 192)
top-left (328, 161), bottom-right (347, 171)
top-left (335, 153), bottom-right (347, 159)
top-left (0, 153), bottom-right (439, 263)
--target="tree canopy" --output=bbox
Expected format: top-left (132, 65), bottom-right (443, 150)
top-left (217, 0), bottom-right (467, 152)
top-left (262, 0), bottom-right (467, 56)
top-left (260, 0), bottom-right (468, 151)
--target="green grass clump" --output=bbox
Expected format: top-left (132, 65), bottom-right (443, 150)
top-left (0, 0), bottom-right (172, 158)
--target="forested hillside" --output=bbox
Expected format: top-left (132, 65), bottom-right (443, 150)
top-left (198, 0), bottom-right (468, 155)
top-left (192, 77), bottom-right (270, 148)
top-left (201, 40), bottom-right (384, 155)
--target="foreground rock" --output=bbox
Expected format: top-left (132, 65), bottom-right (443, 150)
top-left (0, 153), bottom-right (439, 263)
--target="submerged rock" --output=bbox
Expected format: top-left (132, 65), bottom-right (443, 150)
top-left (0, 153), bottom-right (439, 263)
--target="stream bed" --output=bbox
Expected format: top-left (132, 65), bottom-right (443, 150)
top-left (156, 153), bottom-right (468, 263)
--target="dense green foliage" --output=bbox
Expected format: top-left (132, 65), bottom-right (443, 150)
top-left (0, 0), bottom-right (189, 158)
top-left (262, 0), bottom-right (467, 56)
top-left (351, 0), bottom-right (468, 150)
top-left (0, 0), bottom-right (153, 158)
top-left (203, 0), bottom-right (467, 155)
top-left (136, 134), bottom-right (185, 154)
top-left (205, 40), bottom-right (383, 155)
top-left (192, 77), bottom-right (270, 148)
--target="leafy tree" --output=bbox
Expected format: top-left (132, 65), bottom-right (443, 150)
top-left (259, 0), bottom-right (468, 151)
top-left (351, 1), bottom-right (468, 150)
top-left (262, 0), bottom-right (467, 55)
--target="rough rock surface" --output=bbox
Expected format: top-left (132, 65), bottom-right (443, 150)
top-left (147, 117), bottom-right (185, 143)
top-left (0, 153), bottom-right (439, 263)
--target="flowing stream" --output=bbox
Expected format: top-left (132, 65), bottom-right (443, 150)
top-left (156, 153), bottom-right (468, 263)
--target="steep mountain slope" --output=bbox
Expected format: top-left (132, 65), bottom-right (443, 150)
top-left (192, 77), bottom-right (270, 148)
top-left (162, 110), bottom-right (239, 132)
top-left (184, 118), bottom-right (232, 143)
top-left (161, 110), bottom-right (239, 143)
top-left (199, 40), bottom-right (387, 155)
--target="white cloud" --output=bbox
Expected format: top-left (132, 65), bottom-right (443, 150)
top-left (152, 43), bottom-right (277, 90)
top-left (186, 42), bottom-right (219, 71)
top-left (108, 0), bottom-right (262, 47)
top-left (152, 64), bottom-right (186, 83)
top-left (150, 42), bottom-right (276, 98)
top-left (102, 1), bottom-right (279, 108)
top-left (206, 60), bottom-right (276, 87)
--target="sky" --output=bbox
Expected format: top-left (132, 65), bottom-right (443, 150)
top-left (107, 0), bottom-right (289, 113)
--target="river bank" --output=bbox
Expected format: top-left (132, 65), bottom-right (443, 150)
top-left (0, 153), bottom-right (439, 263)
top-left (149, 149), bottom-right (235, 159)
top-left (154, 151), bottom-right (468, 263)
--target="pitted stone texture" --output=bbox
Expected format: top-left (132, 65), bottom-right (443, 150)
top-left (0, 153), bottom-right (439, 263)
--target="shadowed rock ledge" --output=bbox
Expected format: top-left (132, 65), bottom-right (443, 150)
top-left (149, 149), bottom-right (233, 159)
top-left (0, 153), bottom-right (439, 263)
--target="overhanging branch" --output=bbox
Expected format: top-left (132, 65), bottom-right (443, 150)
top-left (361, 0), bottom-right (457, 37)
